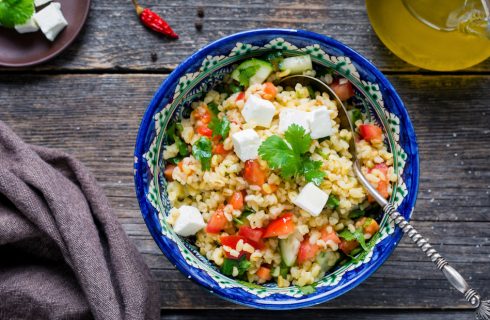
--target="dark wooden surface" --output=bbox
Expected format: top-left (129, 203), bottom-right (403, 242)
top-left (1, 0), bottom-right (489, 319)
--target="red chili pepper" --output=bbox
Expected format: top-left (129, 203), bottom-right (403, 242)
top-left (131, 0), bottom-right (178, 39)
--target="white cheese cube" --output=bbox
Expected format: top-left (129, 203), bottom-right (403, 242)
top-left (35, 0), bottom-right (52, 7)
top-left (173, 206), bottom-right (206, 237)
top-left (232, 129), bottom-right (261, 162)
top-left (34, 3), bottom-right (68, 41)
top-left (15, 17), bottom-right (39, 34)
top-left (278, 108), bottom-right (310, 133)
top-left (241, 94), bottom-right (275, 128)
top-left (293, 182), bottom-right (329, 216)
top-left (308, 107), bottom-right (333, 139)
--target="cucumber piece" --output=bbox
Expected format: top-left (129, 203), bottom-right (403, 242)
top-left (279, 55), bottom-right (313, 74)
top-left (279, 235), bottom-right (301, 267)
top-left (316, 251), bottom-right (340, 275)
top-left (231, 58), bottom-right (273, 87)
top-left (271, 266), bottom-right (280, 278)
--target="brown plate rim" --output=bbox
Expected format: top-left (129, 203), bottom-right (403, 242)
top-left (0, 0), bottom-right (91, 68)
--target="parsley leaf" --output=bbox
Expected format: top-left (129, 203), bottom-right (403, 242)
top-left (284, 124), bottom-right (311, 155)
top-left (221, 256), bottom-right (251, 277)
top-left (326, 194), bottom-right (340, 209)
top-left (338, 228), bottom-right (368, 251)
top-left (207, 102), bottom-right (220, 115)
top-left (298, 284), bottom-right (317, 294)
top-left (348, 209), bottom-right (365, 219)
top-left (192, 137), bottom-right (212, 171)
top-left (0, 0), bottom-right (34, 28)
top-left (208, 115), bottom-right (230, 140)
top-left (238, 65), bottom-right (260, 87)
top-left (258, 124), bottom-right (325, 185)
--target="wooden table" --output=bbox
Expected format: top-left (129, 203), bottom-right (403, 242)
top-left (1, 1), bottom-right (489, 319)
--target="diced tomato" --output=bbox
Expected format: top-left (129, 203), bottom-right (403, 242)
top-left (194, 106), bottom-right (212, 124)
top-left (206, 207), bottom-right (227, 234)
top-left (261, 183), bottom-right (278, 195)
top-left (377, 179), bottom-right (390, 199)
top-left (228, 191), bottom-right (244, 210)
top-left (238, 226), bottom-right (265, 243)
top-left (297, 238), bottom-right (320, 265)
top-left (339, 239), bottom-right (359, 255)
top-left (359, 124), bottom-right (383, 143)
top-left (321, 228), bottom-right (341, 245)
top-left (368, 163), bottom-right (390, 201)
top-left (212, 143), bottom-right (228, 155)
top-left (330, 79), bottom-right (355, 101)
top-left (372, 163), bottom-right (388, 177)
top-left (220, 235), bottom-right (262, 259)
top-left (356, 217), bottom-right (380, 237)
top-left (178, 161), bottom-right (184, 171)
top-left (236, 92), bottom-right (245, 101)
top-left (243, 159), bottom-right (266, 186)
top-left (256, 266), bottom-right (272, 281)
top-left (197, 125), bottom-right (213, 137)
top-left (164, 164), bottom-right (176, 181)
top-left (262, 82), bottom-right (277, 101)
top-left (262, 213), bottom-right (295, 238)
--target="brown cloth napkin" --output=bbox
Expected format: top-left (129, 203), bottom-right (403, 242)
top-left (0, 121), bottom-right (159, 320)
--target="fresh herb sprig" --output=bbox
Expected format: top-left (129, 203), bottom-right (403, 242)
top-left (258, 124), bottom-right (325, 185)
top-left (338, 228), bottom-right (368, 251)
top-left (207, 115), bottom-right (230, 140)
top-left (221, 256), bottom-right (251, 277)
top-left (0, 0), bottom-right (34, 28)
top-left (192, 137), bottom-right (212, 171)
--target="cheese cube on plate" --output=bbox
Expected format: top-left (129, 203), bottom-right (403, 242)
top-left (278, 108), bottom-right (310, 133)
top-left (241, 94), bottom-right (275, 128)
top-left (15, 17), bottom-right (39, 34)
top-left (232, 129), bottom-right (261, 162)
top-left (293, 182), bottom-right (329, 216)
top-left (173, 206), bottom-right (206, 237)
top-left (34, 3), bottom-right (68, 41)
top-left (308, 107), bottom-right (333, 139)
top-left (35, 0), bottom-right (52, 7)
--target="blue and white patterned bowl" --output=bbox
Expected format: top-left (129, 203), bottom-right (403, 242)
top-left (134, 29), bottom-right (419, 309)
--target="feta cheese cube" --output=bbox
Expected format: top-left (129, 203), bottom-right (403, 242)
top-left (293, 182), bottom-right (329, 216)
top-left (231, 129), bottom-right (261, 162)
top-left (173, 206), bottom-right (206, 237)
top-left (241, 94), bottom-right (275, 128)
top-left (34, 3), bottom-right (68, 41)
top-left (278, 108), bottom-right (310, 133)
top-left (15, 17), bottom-right (39, 34)
top-left (308, 107), bottom-right (333, 139)
top-left (35, 0), bottom-right (52, 7)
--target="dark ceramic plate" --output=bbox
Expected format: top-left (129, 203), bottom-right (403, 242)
top-left (0, 0), bottom-right (90, 67)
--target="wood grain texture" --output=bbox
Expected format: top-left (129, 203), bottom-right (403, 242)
top-left (1, 73), bottom-right (489, 311)
top-left (1, 0), bottom-right (488, 72)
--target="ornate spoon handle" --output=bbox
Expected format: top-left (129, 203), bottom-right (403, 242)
top-left (384, 203), bottom-right (489, 320)
top-left (352, 163), bottom-right (489, 319)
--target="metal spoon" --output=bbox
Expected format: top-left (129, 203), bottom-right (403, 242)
top-left (280, 75), bottom-right (490, 320)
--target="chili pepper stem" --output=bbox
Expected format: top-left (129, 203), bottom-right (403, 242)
top-left (131, 0), bottom-right (144, 15)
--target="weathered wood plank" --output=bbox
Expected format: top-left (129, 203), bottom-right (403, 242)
top-left (1, 74), bottom-right (489, 309)
top-left (1, 0), bottom-right (488, 72)
top-left (160, 309), bottom-right (476, 320)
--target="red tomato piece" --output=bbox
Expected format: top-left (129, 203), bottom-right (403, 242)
top-left (238, 226), bottom-right (265, 243)
top-left (372, 163), bottom-right (388, 177)
top-left (330, 79), bottom-right (355, 101)
top-left (339, 239), bottom-right (359, 255)
top-left (197, 125), bottom-right (213, 137)
top-left (256, 266), bottom-right (272, 281)
top-left (228, 191), bottom-right (245, 211)
top-left (262, 82), bottom-right (277, 101)
top-left (206, 207), bottom-right (227, 234)
top-left (164, 164), bottom-right (176, 181)
top-left (297, 238), bottom-right (320, 265)
top-left (194, 106), bottom-right (212, 124)
top-left (377, 179), bottom-right (390, 199)
top-left (220, 235), bottom-right (262, 259)
top-left (359, 124), bottom-right (383, 143)
top-left (321, 228), bottom-right (341, 245)
top-left (262, 213), bottom-right (295, 238)
top-left (236, 92), bottom-right (245, 101)
top-left (356, 217), bottom-right (380, 237)
top-left (243, 159), bottom-right (266, 186)
top-left (212, 143), bottom-right (228, 155)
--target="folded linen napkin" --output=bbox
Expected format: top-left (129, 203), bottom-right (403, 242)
top-left (0, 121), bottom-right (159, 320)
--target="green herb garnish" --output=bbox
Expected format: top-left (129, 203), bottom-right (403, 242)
top-left (258, 124), bottom-right (325, 185)
top-left (233, 207), bottom-right (255, 225)
top-left (192, 137), bottom-right (212, 171)
top-left (326, 194), bottom-right (340, 209)
top-left (221, 256), bottom-right (251, 277)
top-left (265, 51), bottom-right (284, 71)
top-left (348, 209), bottom-right (365, 219)
top-left (167, 122), bottom-right (189, 158)
top-left (207, 115), bottom-right (230, 140)
top-left (238, 65), bottom-right (260, 87)
top-left (0, 0), bottom-right (34, 28)
top-left (298, 284), bottom-right (316, 294)
top-left (338, 228), bottom-right (368, 251)
top-left (207, 102), bottom-right (220, 115)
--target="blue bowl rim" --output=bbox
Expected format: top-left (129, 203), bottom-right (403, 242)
top-left (134, 28), bottom-right (420, 309)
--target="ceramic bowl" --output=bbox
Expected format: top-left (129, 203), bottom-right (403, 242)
top-left (134, 29), bottom-right (419, 309)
